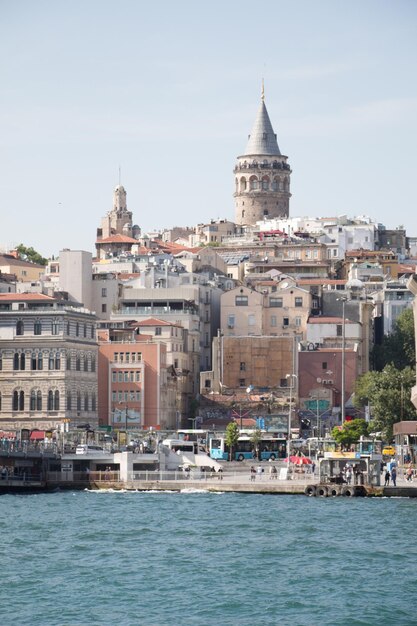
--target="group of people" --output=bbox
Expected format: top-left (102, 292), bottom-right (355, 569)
top-left (341, 463), bottom-right (364, 485)
top-left (250, 465), bottom-right (265, 481)
top-left (384, 466), bottom-right (397, 486)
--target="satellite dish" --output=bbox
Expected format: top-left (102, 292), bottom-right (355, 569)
top-left (316, 377), bottom-right (322, 383)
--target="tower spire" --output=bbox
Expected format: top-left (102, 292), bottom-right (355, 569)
top-left (261, 78), bottom-right (265, 102)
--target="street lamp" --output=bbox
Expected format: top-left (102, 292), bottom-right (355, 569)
top-left (286, 374), bottom-right (297, 471)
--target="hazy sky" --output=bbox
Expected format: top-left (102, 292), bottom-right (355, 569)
top-left (1, 0), bottom-right (417, 257)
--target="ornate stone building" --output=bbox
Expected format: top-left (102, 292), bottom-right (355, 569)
top-left (0, 293), bottom-right (98, 431)
top-left (234, 89), bottom-right (291, 226)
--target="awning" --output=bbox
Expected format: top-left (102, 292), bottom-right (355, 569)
top-left (30, 431), bottom-right (45, 440)
top-left (0, 432), bottom-right (16, 439)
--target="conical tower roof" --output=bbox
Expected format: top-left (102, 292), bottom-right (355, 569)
top-left (243, 99), bottom-right (281, 157)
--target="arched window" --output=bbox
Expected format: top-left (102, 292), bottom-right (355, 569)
top-left (38, 352), bottom-right (43, 370)
top-left (13, 390), bottom-right (24, 411)
top-left (37, 390), bottom-right (42, 411)
top-left (76, 323), bottom-right (79, 337)
top-left (54, 390), bottom-right (60, 411)
top-left (235, 178), bottom-right (238, 193)
top-left (76, 355), bottom-right (81, 371)
top-left (240, 177), bottom-right (247, 192)
top-left (34, 320), bottom-right (42, 335)
top-left (284, 178), bottom-right (289, 192)
top-left (31, 353), bottom-right (37, 370)
top-left (49, 353), bottom-right (55, 370)
top-left (91, 356), bottom-right (96, 373)
top-left (91, 393), bottom-right (96, 412)
top-left (91, 326), bottom-right (94, 339)
top-left (262, 176), bottom-right (270, 191)
top-left (16, 321), bottom-right (24, 336)
top-left (13, 353), bottom-right (19, 370)
top-left (249, 176), bottom-right (258, 191)
top-left (77, 392), bottom-right (81, 411)
top-left (66, 353), bottom-right (71, 370)
top-left (52, 320), bottom-right (59, 335)
top-left (83, 324), bottom-right (87, 338)
top-left (48, 391), bottom-right (54, 411)
top-left (67, 391), bottom-right (72, 410)
top-left (30, 390), bottom-right (36, 411)
top-left (20, 353), bottom-right (25, 370)
top-left (84, 354), bottom-right (88, 372)
top-left (67, 321), bottom-right (70, 335)
top-left (84, 392), bottom-right (88, 411)
top-left (55, 353), bottom-right (61, 370)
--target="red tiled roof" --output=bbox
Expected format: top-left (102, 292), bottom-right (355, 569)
top-left (308, 316), bottom-right (355, 324)
top-left (0, 293), bottom-right (55, 302)
top-left (135, 318), bottom-right (179, 327)
top-left (96, 234), bottom-right (138, 244)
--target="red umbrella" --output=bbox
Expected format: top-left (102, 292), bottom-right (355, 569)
top-left (284, 455), bottom-right (312, 465)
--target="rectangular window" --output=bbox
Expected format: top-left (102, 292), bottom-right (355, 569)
top-left (248, 314), bottom-right (255, 326)
top-left (235, 295), bottom-right (248, 306)
top-left (118, 372), bottom-right (123, 382)
top-left (295, 297), bottom-right (303, 307)
top-left (124, 372), bottom-right (129, 382)
top-left (101, 288), bottom-right (107, 297)
top-left (322, 361), bottom-right (328, 370)
top-left (102, 304), bottom-right (107, 313)
top-left (240, 362), bottom-right (246, 371)
top-left (295, 317), bottom-right (301, 327)
top-left (280, 378), bottom-right (287, 387)
top-left (270, 297), bottom-right (283, 308)
top-left (283, 317), bottom-right (289, 327)
top-left (52, 321), bottom-right (59, 335)
top-left (112, 391), bottom-right (116, 402)
top-left (125, 352), bottom-right (130, 363)
top-left (336, 325), bottom-right (343, 337)
top-left (135, 391), bottom-right (141, 401)
top-left (271, 315), bottom-right (277, 327)
top-left (155, 327), bottom-right (162, 335)
top-left (118, 391), bottom-right (122, 402)
top-left (227, 314), bottom-right (235, 329)
top-left (135, 372), bottom-right (140, 382)
top-left (239, 379), bottom-right (246, 387)
top-left (112, 371), bottom-right (116, 382)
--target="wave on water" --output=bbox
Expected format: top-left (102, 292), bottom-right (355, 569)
top-left (180, 488), bottom-right (210, 494)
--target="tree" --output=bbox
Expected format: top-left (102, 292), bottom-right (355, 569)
top-left (331, 419), bottom-right (368, 450)
top-left (224, 421), bottom-right (240, 462)
top-left (354, 364), bottom-right (416, 439)
top-left (250, 428), bottom-right (262, 461)
top-left (373, 308), bottom-right (415, 370)
top-left (16, 243), bottom-right (48, 266)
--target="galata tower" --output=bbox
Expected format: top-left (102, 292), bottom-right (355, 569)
top-left (234, 86), bottom-right (291, 226)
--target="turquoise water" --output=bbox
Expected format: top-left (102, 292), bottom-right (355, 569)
top-left (1, 490), bottom-right (416, 626)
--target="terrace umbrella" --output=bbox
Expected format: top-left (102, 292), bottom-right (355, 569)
top-left (284, 455), bottom-right (312, 465)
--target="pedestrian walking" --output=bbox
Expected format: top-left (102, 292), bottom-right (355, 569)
top-left (384, 470), bottom-right (390, 486)
top-left (391, 466), bottom-right (397, 487)
top-left (257, 465), bottom-right (263, 481)
top-left (250, 466), bottom-right (256, 481)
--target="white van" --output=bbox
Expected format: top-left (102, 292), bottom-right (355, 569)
top-left (75, 444), bottom-right (105, 455)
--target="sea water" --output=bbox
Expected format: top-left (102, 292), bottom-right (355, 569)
top-left (1, 490), bottom-right (416, 626)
